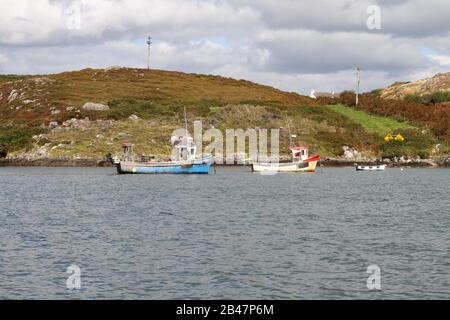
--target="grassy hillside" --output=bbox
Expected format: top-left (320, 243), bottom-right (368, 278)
top-left (334, 91), bottom-right (450, 141)
top-left (328, 104), bottom-right (416, 135)
top-left (0, 67), bottom-right (448, 161)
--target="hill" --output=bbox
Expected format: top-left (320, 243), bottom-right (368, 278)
top-left (0, 67), bottom-right (449, 164)
top-left (380, 72), bottom-right (450, 101)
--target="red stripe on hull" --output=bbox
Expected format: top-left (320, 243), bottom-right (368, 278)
top-left (304, 155), bottom-right (321, 163)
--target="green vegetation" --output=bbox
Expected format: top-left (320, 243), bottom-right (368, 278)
top-left (328, 104), bottom-right (416, 135)
top-left (404, 91), bottom-right (450, 104)
top-left (0, 126), bottom-right (44, 156)
top-left (105, 98), bottom-right (225, 120)
top-left (380, 129), bottom-right (438, 158)
top-left (0, 75), bottom-right (27, 84)
top-left (370, 88), bottom-right (383, 96)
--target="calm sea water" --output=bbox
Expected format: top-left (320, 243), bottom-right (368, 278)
top-left (0, 166), bottom-right (449, 300)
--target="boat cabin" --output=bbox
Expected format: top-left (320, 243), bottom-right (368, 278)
top-left (290, 146), bottom-right (309, 162)
top-left (172, 136), bottom-right (197, 161)
top-left (122, 144), bottom-right (134, 161)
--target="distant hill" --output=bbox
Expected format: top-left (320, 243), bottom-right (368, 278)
top-left (380, 72), bottom-right (450, 100)
top-left (0, 67), bottom-right (313, 124)
top-left (0, 67), bottom-right (449, 162)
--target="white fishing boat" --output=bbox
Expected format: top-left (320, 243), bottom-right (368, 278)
top-left (252, 146), bottom-right (321, 173)
top-left (355, 164), bottom-right (386, 171)
top-left (252, 114), bottom-right (321, 173)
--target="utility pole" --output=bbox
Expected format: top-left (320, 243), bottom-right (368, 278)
top-left (356, 66), bottom-right (360, 107)
top-left (146, 35), bottom-right (152, 70)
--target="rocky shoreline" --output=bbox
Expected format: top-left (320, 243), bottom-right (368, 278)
top-left (0, 158), bottom-right (112, 167)
top-left (321, 158), bottom-right (449, 168)
top-left (1, 156), bottom-right (449, 168)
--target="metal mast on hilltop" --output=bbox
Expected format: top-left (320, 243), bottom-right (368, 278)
top-left (146, 35), bottom-right (152, 70)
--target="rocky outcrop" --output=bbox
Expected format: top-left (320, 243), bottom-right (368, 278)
top-left (341, 146), bottom-right (376, 162)
top-left (381, 72), bottom-right (450, 99)
top-left (82, 102), bottom-right (110, 111)
top-left (104, 66), bottom-right (123, 72)
top-left (382, 156), bottom-right (438, 167)
top-left (48, 118), bottom-right (114, 133)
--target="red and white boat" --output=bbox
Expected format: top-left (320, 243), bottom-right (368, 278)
top-left (252, 146), bottom-right (321, 173)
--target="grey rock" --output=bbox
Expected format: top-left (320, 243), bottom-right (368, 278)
top-left (82, 102), bottom-right (110, 111)
top-left (118, 132), bottom-right (132, 138)
top-left (129, 114), bottom-right (140, 121)
top-left (48, 121), bottom-right (59, 129)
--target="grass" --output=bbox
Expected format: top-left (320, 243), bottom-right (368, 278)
top-left (328, 104), bottom-right (416, 136)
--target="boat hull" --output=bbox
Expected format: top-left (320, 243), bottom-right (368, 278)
top-left (252, 160), bottom-right (318, 173)
top-left (117, 158), bottom-right (212, 174)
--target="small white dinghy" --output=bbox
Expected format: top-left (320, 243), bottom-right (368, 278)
top-left (356, 164), bottom-right (386, 171)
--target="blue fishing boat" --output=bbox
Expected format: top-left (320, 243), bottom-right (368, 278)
top-left (115, 140), bottom-right (213, 175)
top-left (114, 108), bottom-right (212, 174)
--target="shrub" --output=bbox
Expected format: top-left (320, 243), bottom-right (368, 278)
top-left (404, 91), bottom-right (450, 104)
top-left (404, 94), bottom-right (431, 104)
top-left (370, 89), bottom-right (383, 96)
top-left (430, 91), bottom-right (450, 103)
top-left (380, 128), bottom-right (437, 158)
top-left (0, 126), bottom-right (44, 153)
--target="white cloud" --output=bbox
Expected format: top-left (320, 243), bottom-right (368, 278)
top-left (429, 55), bottom-right (450, 67)
top-left (0, 0), bottom-right (260, 46)
top-left (253, 29), bottom-right (429, 73)
top-left (0, 0), bottom-right (449, 94)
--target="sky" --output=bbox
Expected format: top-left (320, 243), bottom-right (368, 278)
top-left (0, 0), bottom-right (449, 94)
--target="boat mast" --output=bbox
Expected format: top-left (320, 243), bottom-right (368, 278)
top-left (184, 107), bottom-right (188, 142)
top-left (183, 107), bottom-right (190, 161)
top-left (285, 112), bottom-right (293, 147)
